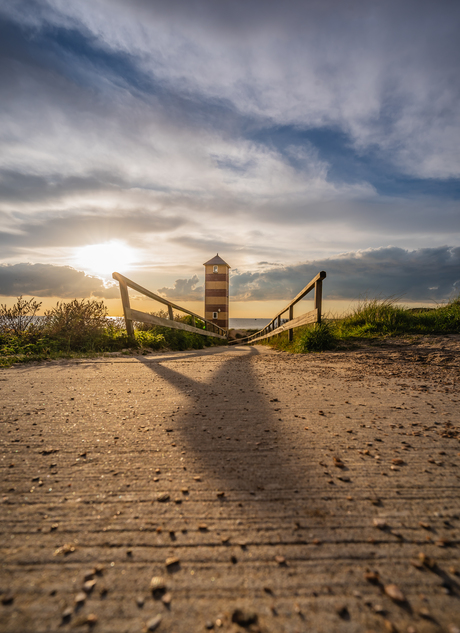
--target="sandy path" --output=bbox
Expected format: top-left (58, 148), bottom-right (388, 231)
top-left (1, 339), bottom-right (459, 633)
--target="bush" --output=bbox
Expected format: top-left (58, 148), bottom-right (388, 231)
top-left (295, 321), bottom-right (338, 352)
top-left (0, 296), bottom-right (42, 335)
top-left (43, 299), bottom-right (109, 350)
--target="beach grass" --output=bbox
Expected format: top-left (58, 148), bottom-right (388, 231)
top-left (259, 295), bottom-right (460, 353)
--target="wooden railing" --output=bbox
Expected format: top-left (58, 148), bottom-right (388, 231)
top-left (112, 272), bottom-right (227, 340)
top-left (232, 271), bottom-right (326, 345)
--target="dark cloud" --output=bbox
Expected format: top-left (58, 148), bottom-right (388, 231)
top-left (229, 246), bottom-right (460, 302)
top-left (0, 263), bottom-right (119, 299)
top-left (158, 275), bottom-right (203, 301)
top-left (0, 209), bottom-right (187, 249)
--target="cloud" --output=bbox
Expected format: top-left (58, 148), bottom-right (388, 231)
top-left (158, 275), bottom-right (203, 301)
top-left (0, 263), bottom-right (119, 298)
top-left (228, 246), bottom-right (460, 302)
top-left (0, 0), bottom-right (458, 286)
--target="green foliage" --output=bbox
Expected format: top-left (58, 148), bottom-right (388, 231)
top-left (258, 295), bottom-right (460, 355)
top-left (0, 296), bottom-right (42, 335)
top-left (336, 296), bottom-right (460, 337)
top-left (0, 298), bottom-right (224, 367)
top-left (294, 321), bottom-right (339, 352)
top-left (43, 299), bottom-right (109, 350)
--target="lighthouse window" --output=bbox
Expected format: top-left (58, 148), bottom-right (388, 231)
top-left (213, 312), bottom-right (218, 319)
top-left (213, 265), bottom-right (218, 273)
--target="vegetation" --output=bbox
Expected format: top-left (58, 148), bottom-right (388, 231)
top-left (0, 297), bottom-right (223, 368)
top-left (258, 296), bottom-right (460, 354)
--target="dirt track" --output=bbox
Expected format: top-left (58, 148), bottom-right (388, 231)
top-left (1, 338), bottom-right (460, 633)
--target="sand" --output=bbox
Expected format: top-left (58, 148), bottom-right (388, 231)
top-left (1, 336), bottom-right (459, 632)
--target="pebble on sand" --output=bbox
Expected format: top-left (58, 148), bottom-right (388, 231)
top-left (145, 614), bottom-right (162, 631)
top-left (384, 584), bottom-right (406, 602)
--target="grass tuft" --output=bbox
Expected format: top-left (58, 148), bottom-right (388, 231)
top-left (258, 295), bottom-right (460, 354)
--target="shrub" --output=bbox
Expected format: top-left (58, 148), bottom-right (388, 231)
top-left (43, 299), bottom-right (109, 350)
top-left (0, 296), bottom-right (42, 334)
top-left (295, 321), bottom-right (338, 352)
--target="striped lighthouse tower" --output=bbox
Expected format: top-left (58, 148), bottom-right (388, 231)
top-left (203, 254), bottom-right (230, 330)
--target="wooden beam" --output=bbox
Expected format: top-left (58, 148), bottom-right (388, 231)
top-left (128, 309), bottom-right (226, 340)
top-left (113, 272), bottom-right (226, 337)
top-left (315, 279), bottom-right (323, 325)
top-left (118, 278), bottom-right (134, 337)
top-left (242, 309), bottom-right (318, 344)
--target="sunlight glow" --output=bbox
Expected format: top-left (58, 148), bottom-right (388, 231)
top-left (74, 241), bottom-right (137, 276)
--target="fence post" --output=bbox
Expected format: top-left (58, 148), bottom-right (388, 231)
top-left (168, 304), bottom-right (174, 320)
top-left (315, 279), bottom-right (323, 324)
top-left (289, 305), bottom-right (294, 342)
top-left (118, 279), bottom-right (134, 337)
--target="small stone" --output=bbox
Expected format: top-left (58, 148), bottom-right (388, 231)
top-left (275, 555), bottom-right (286, 565)
top-left (75, 592), bottom-right (86, 604)
top-left (384, 584), bottom-right (405, 602)
top-left (84, 570), bottom-right (95, 581)
top-left (216, 491), bottom-right (225, 498)
top-left (86, 614), bottom-right (98, 626)
top-left (419, 607), bottom-right (431, 619)
top-left (150, 576), bottom-right (166, 592)
top-left (165, 556), bottom-right (180, 568)
top-left (157, 493), bottom-right (170, 502)
top-left (448, 625), bottom-right (460, 633)
top-left (373, 518), bottom-right (388, 529)
top-left (392, 458), bottom-right (405, 465)
top-left (62, 607), bottom-right (73, 620)
top-left (364, 571), bottom-right (380, 584)
top-left (161, 592), bottom-right (172, 605)
top-left (231, 608), bottom-right (258, 626)
top-left (384, 620), bottom-right (397, 633)
top-left (146, 614), bottom-right (162, 631)
top-left (54, 542), bottom-right (76, 556)
top-left (418, 552), bottom-right (436, 568)
top-left (333, 457), bottom-right (345, 468)
top-left (205, 622), bottom-right (214, 630)
top-left (419, 522), bottom-right (431, 530)
top-left (83, 579), bottom-right (96, 593)
top-left (136, 596), bottom-right (145, 607)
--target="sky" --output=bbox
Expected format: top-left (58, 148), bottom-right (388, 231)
top-left (0, 0), bottom-right (459, 318)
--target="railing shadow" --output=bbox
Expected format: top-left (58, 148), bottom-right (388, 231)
top-left (137, 346), bottom-right (320, 529)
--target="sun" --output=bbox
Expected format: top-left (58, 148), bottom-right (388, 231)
top-left (74, 241), bottom-right (137, 277)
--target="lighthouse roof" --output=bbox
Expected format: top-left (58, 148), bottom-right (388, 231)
top-left (203, 253), bottom-right (230, 268)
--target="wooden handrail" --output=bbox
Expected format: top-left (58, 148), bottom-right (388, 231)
top-left (112, 272), bottom-right (227, 340)
top-left (231, 271), bottom-right (326, 345)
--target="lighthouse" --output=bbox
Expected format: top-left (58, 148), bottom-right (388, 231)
top-left (203, 254), bottom-right (230, 330)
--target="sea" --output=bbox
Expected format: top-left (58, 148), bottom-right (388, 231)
top-left (229, 318), bottom-right (271, 330)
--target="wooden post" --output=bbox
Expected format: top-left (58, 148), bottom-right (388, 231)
top-left (289, 305), bottom-right (294, 342)
top-left (118, 279), bottom-right (134, 337)
top-left (168, 304), bottom-right (174, 320)
top-left (192, 316), bottom-right (196, 328)
top-left (315, 279), bottom-right (323, 324)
